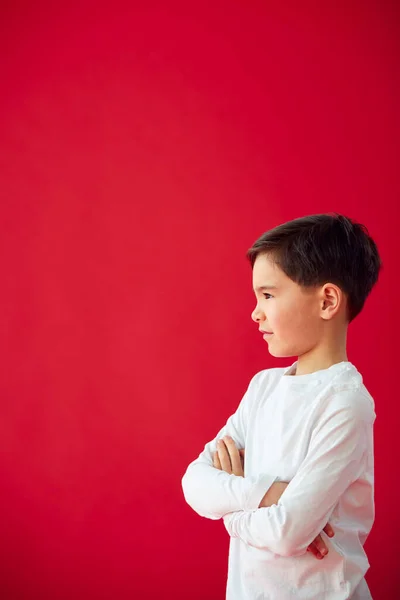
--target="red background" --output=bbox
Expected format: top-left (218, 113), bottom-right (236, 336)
top-left (1, 1), bottom-right (398, 598)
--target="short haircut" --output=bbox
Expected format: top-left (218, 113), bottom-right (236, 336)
top-left (246, 213), bottom-right (382, 322)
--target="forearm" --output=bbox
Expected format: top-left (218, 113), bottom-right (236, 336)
top-left (224, 500), bottom-right (328, 556)
top-left (182, 462), bottom-right (276, 519)
top-left (224, 455), bottom-right (365, 556)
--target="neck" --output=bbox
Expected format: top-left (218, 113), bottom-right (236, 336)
top-left (294, 327), bottom-right (348, 376)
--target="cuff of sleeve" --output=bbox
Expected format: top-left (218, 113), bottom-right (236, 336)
top-left (244, 473), bottom-right (278, 511)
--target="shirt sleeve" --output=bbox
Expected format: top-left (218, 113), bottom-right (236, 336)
top-left (222, 389), bottom-right (374, 556)
top-left (181, 370), bottom-right (277, 520)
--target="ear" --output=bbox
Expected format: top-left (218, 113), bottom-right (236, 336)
top-left (319, 283), bottom-right (343, 320)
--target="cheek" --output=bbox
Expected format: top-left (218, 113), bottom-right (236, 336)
top-left (273, 302), bottom-right (315, 336)
top-left (270, 302), bottom-right (297, 330)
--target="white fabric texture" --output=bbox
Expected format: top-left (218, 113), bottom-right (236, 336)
top-left (182, 361), bottom-right (375, 599)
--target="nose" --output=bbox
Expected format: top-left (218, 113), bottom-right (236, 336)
top-left (251, 304), bottom-right (264, 323)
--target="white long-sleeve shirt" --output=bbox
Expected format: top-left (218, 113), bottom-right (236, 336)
top-left (181, 361), bottom-right (375, 599)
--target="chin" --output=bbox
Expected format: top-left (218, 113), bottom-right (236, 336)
top-left (269, 350), bottom-right (294, 358)
top-left (267, 343), bottom-right (299, 359)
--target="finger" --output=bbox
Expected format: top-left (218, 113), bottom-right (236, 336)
top-left (239, 449), bottom-right (245, 466)
top-left (323, 523), bottom-right (334, 537)
top-left (223, 436), bottom-right (243, 476)
top-left (217, 440), bottom-right (232, 473)
top-left (308, 542), bottom-right (323, 559)
top-left (307, 541), bottom-right (324, 560)
top-left (312, 534), bottom-right (328, 557)
top-left (213, 451), bottom-right (222, 470)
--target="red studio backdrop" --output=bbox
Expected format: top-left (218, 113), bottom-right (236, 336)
top-left (0, 1), bottom-right (398, 598)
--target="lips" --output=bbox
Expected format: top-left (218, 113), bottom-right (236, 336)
top-left (259, 329), bottom-right (273, 334)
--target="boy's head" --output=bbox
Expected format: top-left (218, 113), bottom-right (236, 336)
top-left (246, 213), bottom-right (381, 358)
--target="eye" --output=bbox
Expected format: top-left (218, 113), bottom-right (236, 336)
top-left (263, 293), bottom-right (273, 299)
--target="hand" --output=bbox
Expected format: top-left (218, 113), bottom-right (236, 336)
top-left (307, 523), bottom-right (335, 560)
top-left (212, 436), bottom-right (245, 477)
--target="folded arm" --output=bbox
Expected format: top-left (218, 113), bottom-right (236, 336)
top-left (181, 371), bottom-right (276, 520)
top-left (223, 390), bottom-right (373, 556)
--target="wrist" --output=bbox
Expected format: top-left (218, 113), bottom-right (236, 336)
top-left (258, 481), bottom-right (288, 508)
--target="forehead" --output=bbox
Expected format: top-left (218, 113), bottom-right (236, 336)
top-left (252, 254), bottom-right (284, 287)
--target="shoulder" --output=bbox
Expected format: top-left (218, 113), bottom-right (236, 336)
top-left (323, 365), bottom-right (376, 424)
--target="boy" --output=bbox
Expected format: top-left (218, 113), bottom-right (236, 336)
top-left (181, 214), bottom-right (381, 599)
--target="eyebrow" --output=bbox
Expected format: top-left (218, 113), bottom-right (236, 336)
top-left (253, 285), bottom-right (278, 292)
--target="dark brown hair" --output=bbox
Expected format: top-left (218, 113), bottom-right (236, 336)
top-left (246, 213), bottom-right (382, 322)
